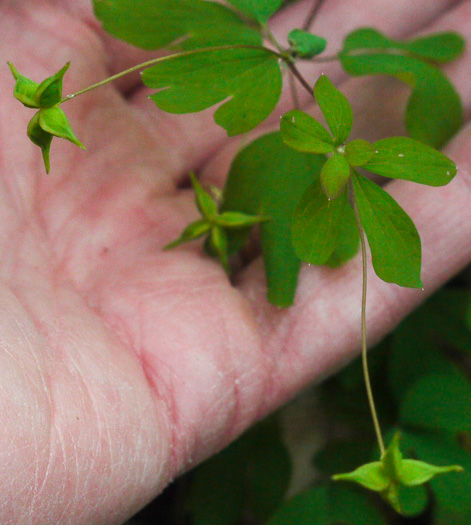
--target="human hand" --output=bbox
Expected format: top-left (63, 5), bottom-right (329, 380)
top-left (1, 0), bottom-right (470, 522)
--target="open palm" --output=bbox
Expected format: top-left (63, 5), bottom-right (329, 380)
top-left (1, 0), bottom-right (471, 523)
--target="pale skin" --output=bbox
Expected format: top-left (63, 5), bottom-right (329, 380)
top-left (1, 0), bottom-right (471, 523)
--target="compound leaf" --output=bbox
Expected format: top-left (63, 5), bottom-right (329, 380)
top-left (320, 153), bottom-right (350, 199)
top-left (352, 172), bottom-right (422, 288)
top-left (364, 137), bottom-right (456, 186)
top-left (93, 0), bottom-right (261, 50)
top-left (142, 47), bottom-right (282, 136)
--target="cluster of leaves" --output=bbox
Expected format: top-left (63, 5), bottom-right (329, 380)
top-left (140, 285), bottom-right (469, 525)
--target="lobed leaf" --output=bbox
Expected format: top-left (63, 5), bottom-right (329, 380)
top-left (342, 27), bottom-right (465, 64)
top-left (364, 137), bottom-right (456, 186)
top-left (352, 172), bottom-right (422, 288)
top-left (142, 47), bottom-right (282, 136)
top-left (222, 132), bottom-right (324, 306)
top-left (280, 110), bottom-right (334, 153)
top-left (314, 74), bottom-right (353, 145)
top-left (93, 0), bottom-right (261, 50)
top-left (340, 50), bottom-right (463, 147)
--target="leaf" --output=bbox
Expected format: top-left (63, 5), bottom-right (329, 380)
top-left (280, 110), bottom-right (334, 153)
top-left (342, 27), bottom-right (465, 64)
top-left (35, 62), bottom-right (69, 108)
top-left (186, 417), bottom-right (291, 524)
top-left (225, 0), bottom-right (282, 24)
top-left (320, 153), bottom-right (350, 199)
top-left (400, 373), bottom-right (471, 433)
top-left (142, 47), bottom-right (282, 136)
top-left (325, 201), bottom-right (360, 267)
top-left (267, 484), bottom-right (387, 525)
top-left (292, 176), bottom-right (349, 265)
top-left (163, 219), bottom-right (211, 250)
top-left (288, 29), bottom-right (327, 58)
top-left (314, 74), bottom-right (353, 145)
top-left (344, 139), bottom-right (375, 166)
top-left (93, 0), bottom-right (262, 51)
top-left (189, 172), bottom-right (218, 221)
top-left (340, 50), bottom-right (463, 147)
top-left (363, 137), bottom-right (456, 186)
top-left (222, 132), bottom-right (324, 306)
top-left (352, 172), bottom-right (422, 288)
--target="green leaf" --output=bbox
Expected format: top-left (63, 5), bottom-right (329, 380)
top-left (189, 172), bottom-right (218, 221)
top-left (93, 0), bottom-right (261, 51)
top-left (280, 110), bottom-right (334, 153)
top-left (363, 137), bottom-right (456, 186)
top-left (292, 177), bottom-right (349, 265)
top-left (142, 47), bottom-right (282, 136)
top-left (320, 153), bottom-right (350, 199)
top-left (288, 29), bottom-right (327, 58)
top-left (325, 201), bottom-right (360, 267)
top-left (340, 50), bottom-right (463, 147)
top-left (400, 373), bottom-right (471, 433)
top-left (38, 107), bottom-right (84, 149)
top-left (163, 219), bottom-right (211, 250)
top-left (186, 417), bottom-right (291, 524)
top-left (344, 139), bottom-right (375, 166)
top-left (314, 74), bottom-right (353, 145)
top-left (352, 171), bottom-right (422, 288)
top-left (222, 132), bottom-right (324, 306)
top-left (342, 28), bottom-right (465, 64)
top-left (225, 0), bottom-right (282, 24)
top-left (35, 62), bottom-right (69, 108)
top-left (267, 484), bottom-right (387, 525)
top-left (27, 112), bottom-right (53, 173)
top-left (215, 211), bottom-right (267, 228)
top-left (8, 62), bottom-right (40, 108)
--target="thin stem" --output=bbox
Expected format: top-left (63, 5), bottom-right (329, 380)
top-left (349, 178), bottom-right (386, 457)
top-left (60, 44), bottom-right (282, 104)
top-left (287, 62), bottom-right (314, 98)
top-left (288, 69), bottom-right (300, 109)
top-left (303, 0), bottom-right (326, 31)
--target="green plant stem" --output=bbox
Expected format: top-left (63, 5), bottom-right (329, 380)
top-left (303, 0), bottom-right (326, 31)
top-left (60, 44), bottom-right (283, 103)
top-left (349, 178), bottom-right (386, 457)
top-left (288, 70), bottom-right (301, 109)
